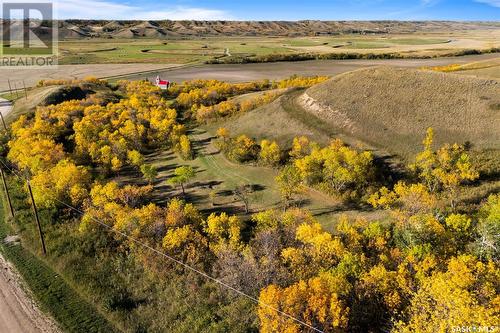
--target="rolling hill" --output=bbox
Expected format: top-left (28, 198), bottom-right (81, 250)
top-left (302, 67), bottom-right (499, 156)
top-left (217, 67), bottom-right (499, 159)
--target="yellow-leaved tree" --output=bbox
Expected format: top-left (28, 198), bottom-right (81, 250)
top-left (30, 159), bottom-right (90, 208)
top-left (294, 139), bottom-right (374, 198)
top-left (411, 128), bottom-right (479, 209)
top-left (203, 212), bottom-right (242, 252)
top-left (258, 271), bottom-right (350, 333)
top-left (393, 255), bottom-right (499, 333)
top-left (259, 139), bottom-right (281, 167)
top-left (282, 222), bottom-right (345, 279)
top-left (275, 165), bottom-right (304, 208)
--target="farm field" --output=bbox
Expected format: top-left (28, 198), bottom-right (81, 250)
top-left (421, 57), bottom-right (500, 79)
top-left (56, 29), bottom-right (500, 65)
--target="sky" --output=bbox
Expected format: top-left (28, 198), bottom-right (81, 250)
top-left (3, 0), bottom-right (500, 20)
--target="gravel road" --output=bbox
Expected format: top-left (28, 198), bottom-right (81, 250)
top-left (0, 252), bottom-right (60, 333)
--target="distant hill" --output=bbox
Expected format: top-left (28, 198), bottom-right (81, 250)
top-left (301, 67), bottom-right (500, 156)
top-left (1, 20), bottom-right (497, 39)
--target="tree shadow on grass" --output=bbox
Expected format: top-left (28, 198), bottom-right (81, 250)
top-left (373, 154), bottom-right (407, 186)
top-left (156, 162), bottom-right (179, 174)
top-left (460, 185), bottom-right (500, 207)
top-left (182, 191), bottom-right (207, 205)
top-left (149, 184), bottom-right (174, 205)
top-left (309, 206), bottom-right (344, 218)
top-left (200, 204), bottom-right (246, 216)
top-left (191, 180), bottom-right (223, 189)
top-left (192, 135), bottom-right (212, 148)
top-left (147, 150), bottom-right (177, 161)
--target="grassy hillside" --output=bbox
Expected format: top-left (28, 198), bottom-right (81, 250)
top-left (211, 90), bottom-right (334, 147)
top-left (302, 66), bottom-right (499, 158)
top-left (4, 86), bottom-right (62, 124)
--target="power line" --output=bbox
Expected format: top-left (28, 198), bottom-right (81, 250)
top-left (0, 158), bottom-right (325, 333)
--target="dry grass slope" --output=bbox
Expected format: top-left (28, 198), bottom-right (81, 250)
top-left (303, 67), bottom-right (500, 157)
top-left (210, 91), bottom-right (331, 146)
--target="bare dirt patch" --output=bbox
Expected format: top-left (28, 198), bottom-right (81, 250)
top-left (136, 53), bottom-right (500, 83)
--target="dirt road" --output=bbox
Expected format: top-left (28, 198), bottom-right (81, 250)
top-left (0, 252), bottom-right (60, 333)
top-left (140, 53), bottom-right (499, 83)
top-left (0, 63), bottom-right (183, 93)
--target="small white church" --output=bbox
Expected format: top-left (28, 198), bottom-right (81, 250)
top-left (155, 75), bottom-right (170, 90)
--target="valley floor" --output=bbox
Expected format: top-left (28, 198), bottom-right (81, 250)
top-left (1, 53), bottom-right (498, 94)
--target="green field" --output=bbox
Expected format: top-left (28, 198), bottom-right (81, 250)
top-left (59, 38), bottom-right (294, 64)
top-left (57, 32), bottom-right (493, 65)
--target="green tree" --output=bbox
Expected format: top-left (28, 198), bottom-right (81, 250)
top-left (168, 166), bottom-right (195, 196)
top-left (140, 164), bottom-right (158, 184)
top-left (472, 194), bottom-right (500, 262)
top-left (275, 165), bottom-right (304, 208)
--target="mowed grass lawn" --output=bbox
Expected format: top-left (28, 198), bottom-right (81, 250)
top-left (122, 127), bottom-right (387, 231)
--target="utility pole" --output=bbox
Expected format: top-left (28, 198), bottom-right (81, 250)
top-left (0, 111), bottom-right (7, 132)
top-left (0, 169), bottom-right (14, 218)
top-left (27, 180), bottom-right (47, 255)
top-left (13, 82), bottom-right (19, 99)
top-left (7, 79), bottom-right (12, 96)
top-left (22, 80), bottom-right (27, 100)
